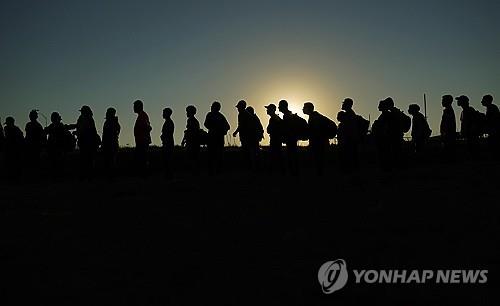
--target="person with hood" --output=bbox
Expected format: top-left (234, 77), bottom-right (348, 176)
top-left (75, 105), bottom-right (101, 179)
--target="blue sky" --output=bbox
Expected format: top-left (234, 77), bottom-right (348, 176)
top-left (1, 0), bottom-right (499, 145)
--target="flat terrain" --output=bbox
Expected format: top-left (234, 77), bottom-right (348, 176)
top-left (0, 145), bottom-right (498, 305)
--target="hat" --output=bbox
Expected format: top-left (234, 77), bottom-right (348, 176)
top-left (455, 95), bottom-right (469, 102)
top-left (79, 105), bottom-right (92, 113)
top-left (265, 103), bottom-right (276, 111)
top-left (236, 100), bottom-right (246, 108)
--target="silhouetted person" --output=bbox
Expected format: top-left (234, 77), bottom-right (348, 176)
top-left (279, 99), bottom-right (301, 175)
top-left (3, 117), bottom-right (24, 177)
top-left (133, 100), bottom-right (152, 176)
top-left (303, 102), bottom-right (335, 175)
top-left (265, 103), bottom-right (284, 174)
top-left (204, 101), bottom-right (230, 174)
top-left (440, 95), bottom-right (457, 160)
top-left (456, 95), bottom-right (481, 154)
top-left (408, 104), bottom-right (431, 154)
top-left (161, 107), bottom-right (175, 178)
top-left (372, 99), bottom-right (398, 170)
top-left (75, 105), bottom-right (100, 180)
top-left (233, 100), bottom-right (253, 169)
top-left (182, 105), bottom-right (201, 174)
top-left (102, 107), bottom-right (121, 177)
top-left (337, 98), bottom-right (366, 172)
top-left (245, 106), bottom-right (264, 170)
top-left (25, 110), bottom-right (46, 169)
top-left (45, 112), bottom-right (75, 178)
top-left (481, 94), bottom-right (500, 156)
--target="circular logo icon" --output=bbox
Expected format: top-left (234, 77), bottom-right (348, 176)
top-left (318, 259), bottom-right (348, 294)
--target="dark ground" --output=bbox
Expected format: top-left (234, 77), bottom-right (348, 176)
top-left (0, 141), bottom-right (499, 305)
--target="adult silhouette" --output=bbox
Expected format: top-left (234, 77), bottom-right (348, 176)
top-left (25, 110), bottom-right (46, 169)
top-left (246, 106), bottom-right (264, 170)
top-left (3, 116), bottom-right (24, 177)
top-left (372, 99), bottom-right (396, 170)
top-left (233, 100), bottom-right (253, 169)
top-left (337, 98), bottom-right (366, 172)
top-left (182, 105), bottom-right (201, 174)
top-left (480, 94), bottom-right (500, 155)
top-left (408, 104), bottom-right (431, 154)
top-left (456, 95), bottom-right (481, 154)
top-left (265, 103), bottom-right (284, 174)
top-left (204, 101), bottom-right (230, 174)
top-left (279, 100), bottom-right (301, 175)
top-left (161, 107), bottom-right (175, 178)
top-left (440, 95), bottom-right (457, 160)
top-left (302, 102), bottom-right (336, 175)
top-left (102, 107), bottom-right (121, 177)
top-left (0, 119), bottom-right (4, 153)
top-left (75, 106), bottom-right (101, 179)
top-left (45, 112), bottom-right (75, 178)
top-left (133, 100), bottom-right (152, 176)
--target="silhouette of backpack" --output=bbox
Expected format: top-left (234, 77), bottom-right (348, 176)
top-left (356, 115), bottom-right (370, 139)
top-left (198, 129), bottom-right (209, 145)
top-left (291, 114), bottom-right (309, 141)
top-left (398, 110), bottom-right (412, 133)
top-left (322, 115), bottom-right (338, 139)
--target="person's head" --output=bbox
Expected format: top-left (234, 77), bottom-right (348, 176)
top-left (302, 102), bottom-right (315, 115)
top-left (79, 105), bottom-right (93, 117)
top-left (442, 95), bottom-right (454, 107)
top-left (133, 100), bottom-right (144, 113)
top-left (342, 98), bottom-right (354, 111)
top-left (384, 97), bottom-right (395, 109)
top-left (211, 101), bottom-right (221, 112)
top-left (236, 100), bottom-right (246, 112)
top-left (337, 111), bottom-right (346, 122)
top-left (29, 110), bottom-right (38, 121)
top-left (378, 99), bottom-right (388, 112)
top-left (51, 112), bottom-right (61, 123)
top-left (186, 105), bottom-right (196, 117)
top-left (5, 116), bottom-right (15, 127)
top-left (162, 107), bottom-right (172, 119)
top-left (265, 103), bottom-right (277, 116)
top-left (278, 99), bottom-right (289, 113)
top-left (481, 94), bottom-right (493, 107)
top-left (408, 104), bottom-right (420, 116)
top-left (246, 106), bottom-right (255, 115)
top-left (105, 107), bottom-right (117, 120)
top-left (455, 95), bottom-right (469, 108)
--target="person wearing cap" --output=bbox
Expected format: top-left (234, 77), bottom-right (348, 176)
top-left (278, 99), bottom-right (300, 175)
top-left (456, 95), bottom-right (481, 153)
top-left (3, 116), bottom-right (24, 177)
top-left (204, 101), bottom-right (230, 174)
top-left (76, 105), bottom-right (101, 180)
top-left (232, 100), bottom-right (253, 168)
top-left (408, 104), bottom-right (431, 154)
top-left (440, 95), bottom-right (457, 159)
top-left (25, 110), bottom-right (46, 169)
top-left (102, 107), bottom-right (121, 177)
top-left (133, 100), bottom-right (152, 175)
top-left (265, 103), bottom-right (284, 173)
top-left (480, 94), bottom-right (500, 155)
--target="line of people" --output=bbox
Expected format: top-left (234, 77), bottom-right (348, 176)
top-left (0, 94), bottom-right (498, 179)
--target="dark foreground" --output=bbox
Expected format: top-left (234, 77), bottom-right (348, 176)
top-left (0, 147), bottom-right (499, 305)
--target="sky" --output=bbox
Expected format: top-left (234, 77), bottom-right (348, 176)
top-left (1, 0), bottom-right (499, 146)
